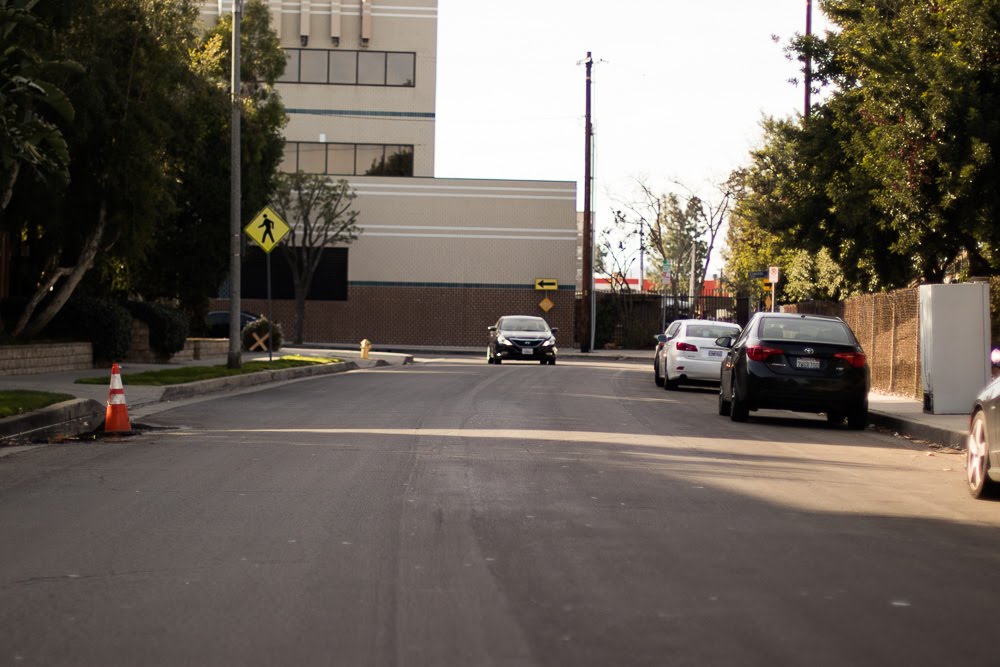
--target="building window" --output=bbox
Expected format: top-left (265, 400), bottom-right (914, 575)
top-left (386, 53), bottom-right (415, 86)
top-left (279, 49), bottom-right (415, 87)
top-left (300, 49), bottom-right (328, 83)
top-left (329, 51), bottom-right (357, 84)
top-left (327, 144), bottom-right (355, 175)
top-left (357, 52), bottom-right (385, 85)
top-left (279, 51), bottom-right (299, 83)
top-left (284, 142), bottom-right (414, 177)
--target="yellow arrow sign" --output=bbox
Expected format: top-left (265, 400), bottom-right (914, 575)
top-left (244, 205), bottom-right (291, 253)
top-left (534, 278), bottom-right (558, 290)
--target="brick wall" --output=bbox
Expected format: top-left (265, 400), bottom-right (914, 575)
top-left (0, 342), bottom-right (93, 375)
top-left (214, 285), bottom-right (575, 347)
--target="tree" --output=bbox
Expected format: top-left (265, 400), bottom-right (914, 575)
top-left (5, 0), bottom-right (208, 339)
top-left (135, 0), bottom-right (287, 316)
top-left (0, 0), bottom-right (74, 215)
top-left (613, 179), bottom-right (733, 297)
top-left (739, 0), bottom-right (1000, 289)
top-left (272, 172), bottom-right (361, 343)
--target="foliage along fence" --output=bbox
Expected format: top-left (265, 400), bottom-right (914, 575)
top-left (783, 288), bottom-right (922, 400)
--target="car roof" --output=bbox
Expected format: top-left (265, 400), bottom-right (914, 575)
top-left (673, 319), bottom-right (740, 326)
top-left (753, 312), bottom-right (845, 322)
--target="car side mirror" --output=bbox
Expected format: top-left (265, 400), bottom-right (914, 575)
top-left (488, 326), bottom-right (497, 332)
top-left (715, 336), bottom-right (733, 348)
top-left (655, 334), bottom-right (667, 344)
top-left (550, 327), bottom-right (559, 334)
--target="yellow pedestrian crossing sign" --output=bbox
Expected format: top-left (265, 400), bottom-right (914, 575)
top-left (244, 205), bottom-right (290, 253)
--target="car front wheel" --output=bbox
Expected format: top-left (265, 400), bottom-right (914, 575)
top-left (967, 411), bottom-right (998, 498)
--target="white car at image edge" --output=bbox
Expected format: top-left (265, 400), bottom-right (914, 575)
top-left (656, 319), bottom-right (742, 390)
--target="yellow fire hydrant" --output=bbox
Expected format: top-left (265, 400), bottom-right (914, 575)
top-left (360, 339), bottom-right (372, 360)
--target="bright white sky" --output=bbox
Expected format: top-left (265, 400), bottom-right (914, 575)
top-left (435, 1), bottom-right (831, 275)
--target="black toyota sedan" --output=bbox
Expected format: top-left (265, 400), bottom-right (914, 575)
top-left (717, 312), bottom-right (870, 428)
top-left (487, 316), bottom-right (558, 365)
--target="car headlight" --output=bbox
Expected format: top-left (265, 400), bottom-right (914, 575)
top-left (541, 337), bottom-right (556, 347)
top-left (497, 334), bottom-right (511, 345)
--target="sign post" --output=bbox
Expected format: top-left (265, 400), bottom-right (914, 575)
top-left (244, 205), bottom-right (291, 361)
top-left (768, 266), bottom-right (781, 312)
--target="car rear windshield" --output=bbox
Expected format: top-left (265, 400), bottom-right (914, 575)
top-left (758, 317), bottom-right (854, 345)
top-left (500, 318), bottom-right (550, 332)
top-left (684, 324), bottom-right (740, 339)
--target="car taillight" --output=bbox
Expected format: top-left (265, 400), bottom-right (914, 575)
top-left (676, 341), bottom-right (698, 352)
top-left (834, 351), bottom-right (867, 368)
top-left (746, 345), bottom-right (783, 362)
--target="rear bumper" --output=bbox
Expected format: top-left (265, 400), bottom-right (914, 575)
top-left (744, 363), bottom-right (868, 412)
top-left (668, 356), bottom-right (724, 382)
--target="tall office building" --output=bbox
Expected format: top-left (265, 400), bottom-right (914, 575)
top-left (202, 1), bottom-right (578, 346)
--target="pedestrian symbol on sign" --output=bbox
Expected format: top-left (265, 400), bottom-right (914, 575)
top-left (259, 214), bottom-right (276, 245)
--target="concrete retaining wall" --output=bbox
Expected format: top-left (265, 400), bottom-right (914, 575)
top-left (0, 342), bottom-right (93, 375)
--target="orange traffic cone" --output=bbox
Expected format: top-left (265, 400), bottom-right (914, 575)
top-left (104, 363), bottom-right (132, 433)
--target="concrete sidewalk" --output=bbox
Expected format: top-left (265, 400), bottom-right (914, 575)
top-left (0, 345), bottom-right (970, 450)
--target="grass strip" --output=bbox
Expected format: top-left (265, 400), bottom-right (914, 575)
top-left (75, 356), bottom-right (342, 386)
top-left (0, 390), bottom-right (76, 419)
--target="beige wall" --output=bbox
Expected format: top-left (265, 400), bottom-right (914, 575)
top-left (202, 1), bottom-right (438, 176)
top-left (342, 177), bottom-right (578, 288)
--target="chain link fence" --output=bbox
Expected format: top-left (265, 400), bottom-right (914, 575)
top-left (784, 288), bottom-right (922, 399)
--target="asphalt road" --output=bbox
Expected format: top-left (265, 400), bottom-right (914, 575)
top-left (1, 356), bottom-right (999, 666)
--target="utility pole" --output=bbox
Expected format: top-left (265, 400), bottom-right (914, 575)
top-left (638, 225), bottom-right (645, 293)
top-left (228, 0), bottom-right (243, 369)
top-left (580, 51), bottom-right (594, 353)
top-left (688, 242), bottom-right (696, 309)
top-left (804, 0), bottom-right (813, 118)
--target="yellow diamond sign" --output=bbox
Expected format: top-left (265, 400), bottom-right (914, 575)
top-left (244, 205), bottom-right (291, 253)
top-left (539, 296), bottom-right (554, 313)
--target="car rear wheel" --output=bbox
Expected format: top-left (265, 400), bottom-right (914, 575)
top-left (967, 411), bottom-right (998, 498)
top-left (654, 355), bottom-right (664, 387)
top-left (730, 380), bottom-right (749, 422)
top-left (549, 358), bottom-right (556, 365)
top-left (662, 363), bottom-right (678, 390)
top-left (826, 412), bottom-right (845, 425)
top-left (847, 405), bottom-right (868, 430)
top-left (539, 359), bottom-right (546, 365)
top-left (718, 388), bottom-right (731, 416)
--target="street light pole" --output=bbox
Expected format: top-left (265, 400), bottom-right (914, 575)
top-left (228, 0), bottom-right (243, 369)
top-left (580, 52), bottom-right (594, 353)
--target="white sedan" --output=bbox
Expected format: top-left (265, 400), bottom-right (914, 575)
top-left (659, 319), bottom-right (742, 390)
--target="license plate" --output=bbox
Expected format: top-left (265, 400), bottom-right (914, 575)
top-left (707, 349), bottom-right (724, 358)
top-left (521, 348), bottom-right (533, 355)
top-left (795, 357), bottom-right (821, 369)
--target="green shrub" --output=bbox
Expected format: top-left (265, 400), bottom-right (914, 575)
top-left (125, 301), bottom-right (189, 356)
top-left (241, 316), bottom-right (283, 352)
top-left (49, 297), bottom-right (133, 362)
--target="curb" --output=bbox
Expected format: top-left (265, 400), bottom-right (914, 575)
top-left (869, 410), bottom-right (967, 448)
top-left (159, 360), bottom-right (369, 402)
top-left (0, 360), bottom-right (385, 444)
top-left (0, 399), bottom-right (104, 444)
